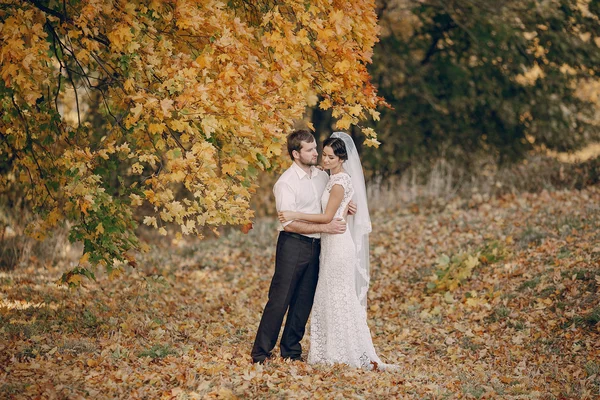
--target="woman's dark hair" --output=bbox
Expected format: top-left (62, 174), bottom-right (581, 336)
top-left (322, 137), bottom-right (348, 161)
top-left (287, 129), bottom-right (315, 160)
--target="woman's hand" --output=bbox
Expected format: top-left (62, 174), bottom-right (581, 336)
top-left (278, 211), bottom-right (296, 223)
top-left (347, 200), bottom-right (357, 215)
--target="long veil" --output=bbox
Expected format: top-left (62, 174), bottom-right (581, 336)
top-left (331, 132), bottom-right (372, 309)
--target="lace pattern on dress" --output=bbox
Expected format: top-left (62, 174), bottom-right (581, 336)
top-left (325, 173), bottom-right (354, 220)
top-left (308, 172), bottom-right (397, 372)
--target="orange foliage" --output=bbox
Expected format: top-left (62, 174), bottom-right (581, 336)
top-left (0, 0), bottom-right (384, 273)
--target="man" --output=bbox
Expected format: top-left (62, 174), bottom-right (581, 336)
top-left (251, 129), bottom-right (353, 364)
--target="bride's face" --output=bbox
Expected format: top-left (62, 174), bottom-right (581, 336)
top-left (322, 146), bottom-right (343, 171)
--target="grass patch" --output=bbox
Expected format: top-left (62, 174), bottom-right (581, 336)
top-left (573, 307), bottom-right (600, 328)
top-left (493, 306), bottom-right (511, 321)
top-left (0, 276), bottom-right (13, 286)
top-left (0, 383), bottom-right (30, 396)
top-left (561, 269), bottom-right (595, 281)
top-left (539, 285), bottom-right (556, 298)
top-left (16, 346), bottom-right (38, 360)
top-left (507, 320), bottom-right (526, 331)
top-left (563, 306), bottom-right (600, 330)
top-left (82, 309), bottom-right (99, 329)
top-left (519, 276), bottom-right (541, 291)
top-left (555, 216), bottom-right (584, 235)
top-left (138, 344), bottom-right (176, 359)
top-left (557, 247), bottom-right (572, 259)
top-left (585, 361), bottom-right (600, 377)
top-left (462, 382), bottom-right (485, 399)
top-left (60, 338), bottom-right (98, 355)
top-left (110, 345), bottom-right (129, 360)
top-left (460, 337), bottom-right (482, 352)
top-left (3, 322), bottom-right (42, 340)
top-left (0, 302), bottom-right (112, 340)
top-left (478, 241), bottom-right (508, 264)
top-left (518, 226), bottom-right (546, 247)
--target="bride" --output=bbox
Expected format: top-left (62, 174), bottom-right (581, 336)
top-left (278, 132), bottom-right (396, 371)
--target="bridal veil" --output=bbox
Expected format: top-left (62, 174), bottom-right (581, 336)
top-left (330, 132), bottom-right (372, 309)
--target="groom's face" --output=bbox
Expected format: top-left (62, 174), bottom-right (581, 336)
top-left (295, 140), bottom-right (318, 166)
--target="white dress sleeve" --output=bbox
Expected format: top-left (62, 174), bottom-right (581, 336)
top-left (326, 173), bottom-right (354, 220)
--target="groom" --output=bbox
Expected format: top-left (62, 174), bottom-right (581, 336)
top-left (251, 129), bottom-right (353, 363)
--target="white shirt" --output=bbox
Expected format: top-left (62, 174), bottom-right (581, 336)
top-left (274, 162), bottom-right (329, 238)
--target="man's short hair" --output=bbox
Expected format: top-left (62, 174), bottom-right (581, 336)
top-left (287, 129), bottom-right (315, 161)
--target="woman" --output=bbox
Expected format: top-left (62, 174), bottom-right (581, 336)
top-left (278, 132), bottom-right (396, 371)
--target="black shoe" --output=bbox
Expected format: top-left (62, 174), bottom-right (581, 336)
top-left (284, 356), bottom-right (304, 362)
top-left (252, 355), bottom-right (271, 364)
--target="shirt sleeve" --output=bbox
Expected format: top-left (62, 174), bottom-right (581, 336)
top-left (274, 181), bottom-right (296, 228)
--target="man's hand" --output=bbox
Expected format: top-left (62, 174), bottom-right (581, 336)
top-left (278, 210), bottom-right (296, 223)
top-left (324, 218), bottom-right (346, 234)
top-left (347, 200), bottom-right (357, 215)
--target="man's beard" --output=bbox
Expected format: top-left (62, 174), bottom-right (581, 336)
top-left (298, 156), bottom-right (318, 167)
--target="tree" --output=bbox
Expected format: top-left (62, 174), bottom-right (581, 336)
top-left (362, 0), bottom-right (600, 176)
top-left (0, 0), bottom-right (384, 282)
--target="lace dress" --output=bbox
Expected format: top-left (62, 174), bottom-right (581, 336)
top-left (308, 172), bottom-right (395, 371)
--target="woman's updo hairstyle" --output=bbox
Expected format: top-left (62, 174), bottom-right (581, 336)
top-left (322, 137), bottom-right (348, 161)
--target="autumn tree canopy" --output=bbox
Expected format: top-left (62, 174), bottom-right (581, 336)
top-left (0, 0), bottom-right (384, 281)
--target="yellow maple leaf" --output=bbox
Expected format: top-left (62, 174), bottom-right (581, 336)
top-left (106, 25), bottom-right (134, 52)
top-left (335, 114), bottom-right (354, 130)
top-left (131, 163), bottom-right (143, 174)
top-left (201, 116), bottom-right (218, 137)
top-left (80, 200), bottom-right (91, 216)
top-left (79, 252), bottom-right (90, 265)
top-left (363, 138), bottom-right (381, 148)
top-left (333, 60), bottom-right (351, 75)
top-left (349, 104), bottom-right (362, 116)
top-left (108, 268), bottom-right (123, 281)
top-left (160, 98), bottom-right (174, 117)
top-left (319, 98), bottom-right (332, 110)
top-left (124, 78), bottom-right (135, 92)
top-left (222, 163), bottom-right (237, 176)
top-left (148, 123), bottom-right (165, 135)
top-left (67, 274), bottom-right (83, 285)
top-left (169, 119), bottom-right (188, 132)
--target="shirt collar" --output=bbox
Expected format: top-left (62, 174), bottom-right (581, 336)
top-left (292, 162), bottom-right (319, 179)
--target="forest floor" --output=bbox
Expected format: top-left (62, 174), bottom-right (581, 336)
top-left (1, 186), bottom-right (599, 399)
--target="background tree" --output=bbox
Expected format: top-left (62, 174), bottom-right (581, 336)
top-left (356, 0), bottom-right (600, 176)
top-left (0, 0), bottom-right (384, 282)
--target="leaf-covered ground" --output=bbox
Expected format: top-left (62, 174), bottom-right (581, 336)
top-left (1, 187), bottom-right (599, 399)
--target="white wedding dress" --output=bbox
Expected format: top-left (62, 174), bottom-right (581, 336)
top-left (308, 172), bottom-right (395, 371)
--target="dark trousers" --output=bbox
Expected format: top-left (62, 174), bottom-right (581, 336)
top-left (251, 231), bottom-right (320, 362)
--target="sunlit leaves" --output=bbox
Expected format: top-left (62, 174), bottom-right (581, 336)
top-left (427, 252), bottom-right (481, 292)
top-left (0, 0), bottom-right (383, 275)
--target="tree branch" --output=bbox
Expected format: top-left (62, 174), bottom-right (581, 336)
top-left (27, 0), bottom-right (66, 22)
